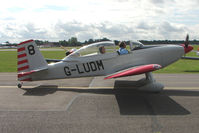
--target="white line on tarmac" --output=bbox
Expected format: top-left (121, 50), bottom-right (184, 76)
top-left (0, 86), bottom-right (199, 90)
top-left (88, 77), bottom-right (97, 88)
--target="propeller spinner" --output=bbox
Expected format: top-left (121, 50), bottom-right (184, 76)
top-left (181, 34), bottom-right (193, 54)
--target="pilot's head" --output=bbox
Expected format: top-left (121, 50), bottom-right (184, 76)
top-left (99, 46), bottom-right (106, 54)
top-left (119, 42), bottom-right (126, 48)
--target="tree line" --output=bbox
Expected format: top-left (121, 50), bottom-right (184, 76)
top-left (35, 37), bottom-right (199, 46)
top-left (2, 37), bottom-right (199, 46)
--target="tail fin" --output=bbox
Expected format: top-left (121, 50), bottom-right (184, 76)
top-left (17, 40), bottom-right (48, 81)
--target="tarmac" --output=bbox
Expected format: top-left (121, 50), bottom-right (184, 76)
top-left (0, 73), bottom-right (199, 133)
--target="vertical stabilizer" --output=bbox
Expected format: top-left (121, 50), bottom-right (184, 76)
top-left (17, 40), bottom-right (48, 81)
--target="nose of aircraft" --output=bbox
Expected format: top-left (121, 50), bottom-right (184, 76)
top-left (180, 44), bottom-right (193, 54)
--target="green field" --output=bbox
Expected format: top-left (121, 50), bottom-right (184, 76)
top-left (156, 45), bottom-right (199, 73)
top-left (0, 45), bottom-right (199, 73)
top-left (0, 51), bottom-right (66, 72)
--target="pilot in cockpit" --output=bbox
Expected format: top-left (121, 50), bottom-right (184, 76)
top-left (118, 41), bottom-right (128, 55)
top-left (99, 46), bottom-right (106, 54)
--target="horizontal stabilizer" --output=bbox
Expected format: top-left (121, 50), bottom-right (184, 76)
top-left (17, 66), bottom-right (48, 81)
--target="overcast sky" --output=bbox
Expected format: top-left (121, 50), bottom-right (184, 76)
top-left (0, 0), bottom-right (199, 43)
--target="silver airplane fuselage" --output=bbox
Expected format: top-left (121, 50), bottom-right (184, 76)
top-left (31, 44), bottom-right (184, 81)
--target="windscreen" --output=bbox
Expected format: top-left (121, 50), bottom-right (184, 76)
top-left (68, 42), bottom-right (116, 57)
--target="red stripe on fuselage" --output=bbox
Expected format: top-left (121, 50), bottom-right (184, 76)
top-left (18, 65), bottom-right (29, 71)
top-left (18, 40), bottom-right (34, 46)
top-left (18, 59), bottom-right (28, 65)
top-left (17, 47), bottom-right (25, 52)
top-left (18, 53), bottom-right (27, 58)
top-left (20, 78), bottom-right (32, 81)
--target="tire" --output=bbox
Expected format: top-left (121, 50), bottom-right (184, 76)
top-left (17, 83), bottom-right (22, 88)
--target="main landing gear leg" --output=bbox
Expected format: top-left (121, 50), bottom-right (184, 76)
top-left (145, 72), bottom-right (155, 82)
top-left (137, 72), bottom-right (164, 93)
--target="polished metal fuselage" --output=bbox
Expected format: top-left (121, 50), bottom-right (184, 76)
top-left (32, 45), bottom-right (184, 81)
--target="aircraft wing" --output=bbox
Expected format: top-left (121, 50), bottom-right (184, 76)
top-left (181, 56), bottom-right (199, 60)
top-left (104, 64), bottom-right (162, 79)
top-left (45, 58), bottom-right (64, 63)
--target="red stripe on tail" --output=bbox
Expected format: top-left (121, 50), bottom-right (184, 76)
top-left (17, 47), bottom-right (25, 52)
top-left (18, 53), bottom-right (27, 58)
top-left (18, 71), bottom-right (35, 78)
top-left (18, 40), bottom-right (34, 46)
top-left (18, 65), bottom-right (29, 71)
top-left (18, 59), bottom-right (28, 65)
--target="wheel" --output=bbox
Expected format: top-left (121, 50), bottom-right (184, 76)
top-left (17, 83), bottom-right (22, 88)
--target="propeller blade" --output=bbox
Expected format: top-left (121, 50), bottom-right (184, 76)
top-left (184, 34), bottom-right (189, 48)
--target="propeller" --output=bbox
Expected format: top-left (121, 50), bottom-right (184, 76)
top-left (181, 34), bottom-right (193, 54)
top-left (184, 34), bottom-right (189, 48)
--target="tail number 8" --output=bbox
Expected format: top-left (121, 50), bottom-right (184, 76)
top-left (28, 45), bottom-right (35, 55)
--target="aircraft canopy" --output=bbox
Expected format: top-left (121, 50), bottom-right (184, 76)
top-left (67, 41), bottom-right (116, 58)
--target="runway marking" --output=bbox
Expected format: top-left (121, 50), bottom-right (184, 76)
top-left (65, 94), bottom-right (81, 111)
top-left (88, 77), bottom-right (96, 88)
top-left (0, 86), bottom-right (199, 90)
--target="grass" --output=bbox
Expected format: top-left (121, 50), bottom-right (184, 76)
top-left (0, 51), bottom-right (17, 72)
top-left (40, 46), bottom-right (81, 50)
top-left (0, 51), bottom-right (66, 72)
top-left (41, 51), bottom-right (65, 59)
top-left (0, 45), bottom-right (199, 73)
top-left (155, 45), bottom-right (199, 73)
top-left (155, 60), bottom-right (199, 73)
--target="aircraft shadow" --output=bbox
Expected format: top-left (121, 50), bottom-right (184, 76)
top-left (22, 80), bottom-right (198, 115)
top-left (184, 70), bottom-right (199, 73)
top-left (114, 80), bottom-right (191, 115)
top-left (23, 85), bottom-right (58, 96)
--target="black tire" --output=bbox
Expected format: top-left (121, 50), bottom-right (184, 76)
top-left (17, 83), bottom-right (22, 88)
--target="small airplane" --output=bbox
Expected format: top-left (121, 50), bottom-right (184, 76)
top-left (17, 38), bottom-right (193, 92)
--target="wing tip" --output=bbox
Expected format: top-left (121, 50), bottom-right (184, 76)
top-left (104, 77), bottom-right (110, 80)
top-left (153, 64), bottom-right (162, 70)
